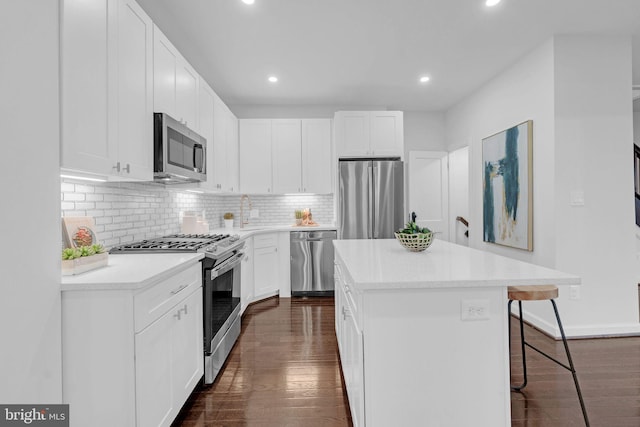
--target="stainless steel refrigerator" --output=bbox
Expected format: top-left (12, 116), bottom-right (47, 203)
top-left (338, 159), bottom-right (404, 239)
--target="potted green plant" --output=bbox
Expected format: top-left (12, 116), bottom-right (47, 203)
top-left (223, 212), bottom-right (234, 229)
top-left (61, 244), bottom-right (108, 275)
top-left (294, 209), bottom-right (303, 226)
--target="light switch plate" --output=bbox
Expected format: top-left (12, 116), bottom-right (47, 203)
top-left (250, 209), bottom-right (259, 218)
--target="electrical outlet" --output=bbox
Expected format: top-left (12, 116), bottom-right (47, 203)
top-left (569, 285), bottom-right (580, 300)
top-left (461, 299), bottom-right (490, 321)
top-left (250, 209), bottom-right (259, 219)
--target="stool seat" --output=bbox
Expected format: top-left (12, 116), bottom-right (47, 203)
top-left (508, 284), bottom-right (558, 301)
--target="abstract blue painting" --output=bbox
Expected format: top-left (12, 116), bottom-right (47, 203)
top-left (482, 121), bottom-right (533, 251)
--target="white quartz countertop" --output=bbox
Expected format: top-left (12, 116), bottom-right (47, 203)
top-left (334, 239), bottom-right (580, 290)
top-left (209, 224), bottom-right (337, 239)
top-left (61, 253), bottom-right (204, 291)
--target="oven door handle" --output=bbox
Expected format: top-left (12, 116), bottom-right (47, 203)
top-left (210, 252), bottom-right (245, 279)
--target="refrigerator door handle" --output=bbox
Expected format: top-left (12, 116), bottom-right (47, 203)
top-left (369, 163), bottom-right (375, 239)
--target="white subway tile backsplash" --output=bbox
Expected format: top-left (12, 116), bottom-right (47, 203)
top-left (61, 179), bottom-right (335, 248)
top-left (63, 193), bottom-right (85, 201)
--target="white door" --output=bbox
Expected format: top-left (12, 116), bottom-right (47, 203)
top-left (448, 147), bottom-right (470, 246)
top-left (408, 151), bottom-right (449, 241)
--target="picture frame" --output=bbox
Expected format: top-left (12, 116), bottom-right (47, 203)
top-left (482, 120), bottom-right (533, 251)
top-left (62, 216), bottom-right (99, 249)
top-left (634, 144), bottom-right (640, 226)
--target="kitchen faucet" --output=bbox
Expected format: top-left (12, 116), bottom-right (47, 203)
top-left (240, 194), bottom-right (252, 228)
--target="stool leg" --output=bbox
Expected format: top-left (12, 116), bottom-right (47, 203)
top-left (551, 299), bottom-right (590, 427)
top-left (508, 299), bottom-right (513, 385)
top-left (511, 300), bottom-right (528, 391)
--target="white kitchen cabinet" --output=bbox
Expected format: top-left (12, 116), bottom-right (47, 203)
top-left (239, 118), bottom-right (332, 194)
top-left (239, 119), bottom-right (273, 194)
top-left (135, 287), bottom-right (203, 427)
top-left (253, 233), bottom-right (280, 299)
top-left (272, 120), bottom-right (303, 193)
top-left (153, 25), bottom-right (199, 129)
top-left (334, 262), bottom-right (365, 427)
top-left (302, 119), bottom-right (333, 193)
top-left (213, 96), bottom-right (239, 193)
top-left (61, 0), bottom-right (153, 180)
top-left (226, 112), bottom-right (240, 193)
top-left (240, 236), bottom-right (255, 314)
top-left (115, 0), bottom-right (154, 180)
top-left (198, 81), bottom-right (215, 190)
top-left (335, 111), bottom-right (404, 158)
top-left (62, 263), bottom-right (203, 427)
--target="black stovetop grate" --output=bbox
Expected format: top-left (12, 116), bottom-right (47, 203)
top-left (109, 233), bottom-right (229, 253)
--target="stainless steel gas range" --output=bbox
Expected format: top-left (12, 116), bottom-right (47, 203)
top-left (110, 233), bottom-right (245, 385)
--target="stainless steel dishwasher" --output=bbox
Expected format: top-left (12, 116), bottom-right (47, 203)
top-left (290, 230), bottom-right (337, 296)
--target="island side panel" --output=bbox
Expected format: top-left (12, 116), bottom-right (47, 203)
top-left (362, 287), bottom-right (511, 426)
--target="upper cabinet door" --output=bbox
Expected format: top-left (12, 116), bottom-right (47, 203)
top-left (152, 25), bottom-right (199, 129)
top-left (198, 81), bottom-right (215, 190)
top-left (212, 94), bottom-right (228, 191)
top-left (61, 0), bottom-right (116, 176)
top-left (153, 26), bottom-right (177, 118)
top-left (334, 111), bottom-right (404, 159)
top-left (239, 120), bottom-right (273, 194)
top-left (272, 119), bottom-right (302, 193)
top-left (302, 119), bottom-right (333, 194)
top-left (226, 112), bottom-right (239, 193)
top-left (61, 0), bottom-right (153, 180)
top-left (175, 60), bottom-right (199, 129)
top-left (335, 111), bottom-right (371, 158)
top-left (114, 0), bottom-right (153, 180)
top-left (370, 111), bottom-right (403, 157)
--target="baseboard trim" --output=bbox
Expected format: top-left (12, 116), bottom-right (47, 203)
top-left (513, 310), bottom-right (640, 339)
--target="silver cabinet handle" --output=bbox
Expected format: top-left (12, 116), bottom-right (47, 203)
top-left (113, 162), bottom-right (121, 172)
top-left (171, 283), bottom-right (188, 294)
top-left (123, 163), bottom-right (130, 173)
top-left (181, 304), bottom-right (188, 315)
top-left (342, 306), bottom-right (350, 320)
top-left (174, 311), bottom-right (181, 321)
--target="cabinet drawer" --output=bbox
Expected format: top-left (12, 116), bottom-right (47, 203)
top-left (253, 233), bottom-right (278, 249)
top-left (134, 264), bottom-right (201, 332)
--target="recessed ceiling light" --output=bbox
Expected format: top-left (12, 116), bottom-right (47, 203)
top-left (486, 0), bottom-right (501, 6)
top-left (419, 76), bottom-right (430, 83)
top-left (242, 0), bottom-right (255, 5)
top-left (268, 76), bottom-right (278, 83)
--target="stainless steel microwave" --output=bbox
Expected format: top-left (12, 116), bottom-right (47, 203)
top-left (153, 112), bottom-right (206, 183)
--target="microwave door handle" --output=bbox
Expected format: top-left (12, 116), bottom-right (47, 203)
top-left (193, 143), bottom-right (203, 171)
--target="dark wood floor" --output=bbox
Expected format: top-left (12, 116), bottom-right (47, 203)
top-left (174, 297), bottom-right (640, 427)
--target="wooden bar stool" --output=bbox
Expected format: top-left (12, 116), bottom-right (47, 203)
top-left (508, 285), bottom-right (590, 426)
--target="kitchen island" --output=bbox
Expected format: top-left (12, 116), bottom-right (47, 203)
top-left (333, 239), bottom-right (580, 427)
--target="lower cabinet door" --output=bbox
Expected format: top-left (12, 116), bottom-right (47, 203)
top-left (135, 309), bottom-right (174, 427)
top-left (171, 288), bottom-right (204, 406)
top-left (343, 309), bottom-right (365, 427)
top-left (253, 245), bottom-right (279, 297)
top-left (135, 287), bottom-right (203, 427)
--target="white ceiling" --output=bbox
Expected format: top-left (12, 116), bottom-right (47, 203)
top-left (137, 0), bottom-right (640, 112)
